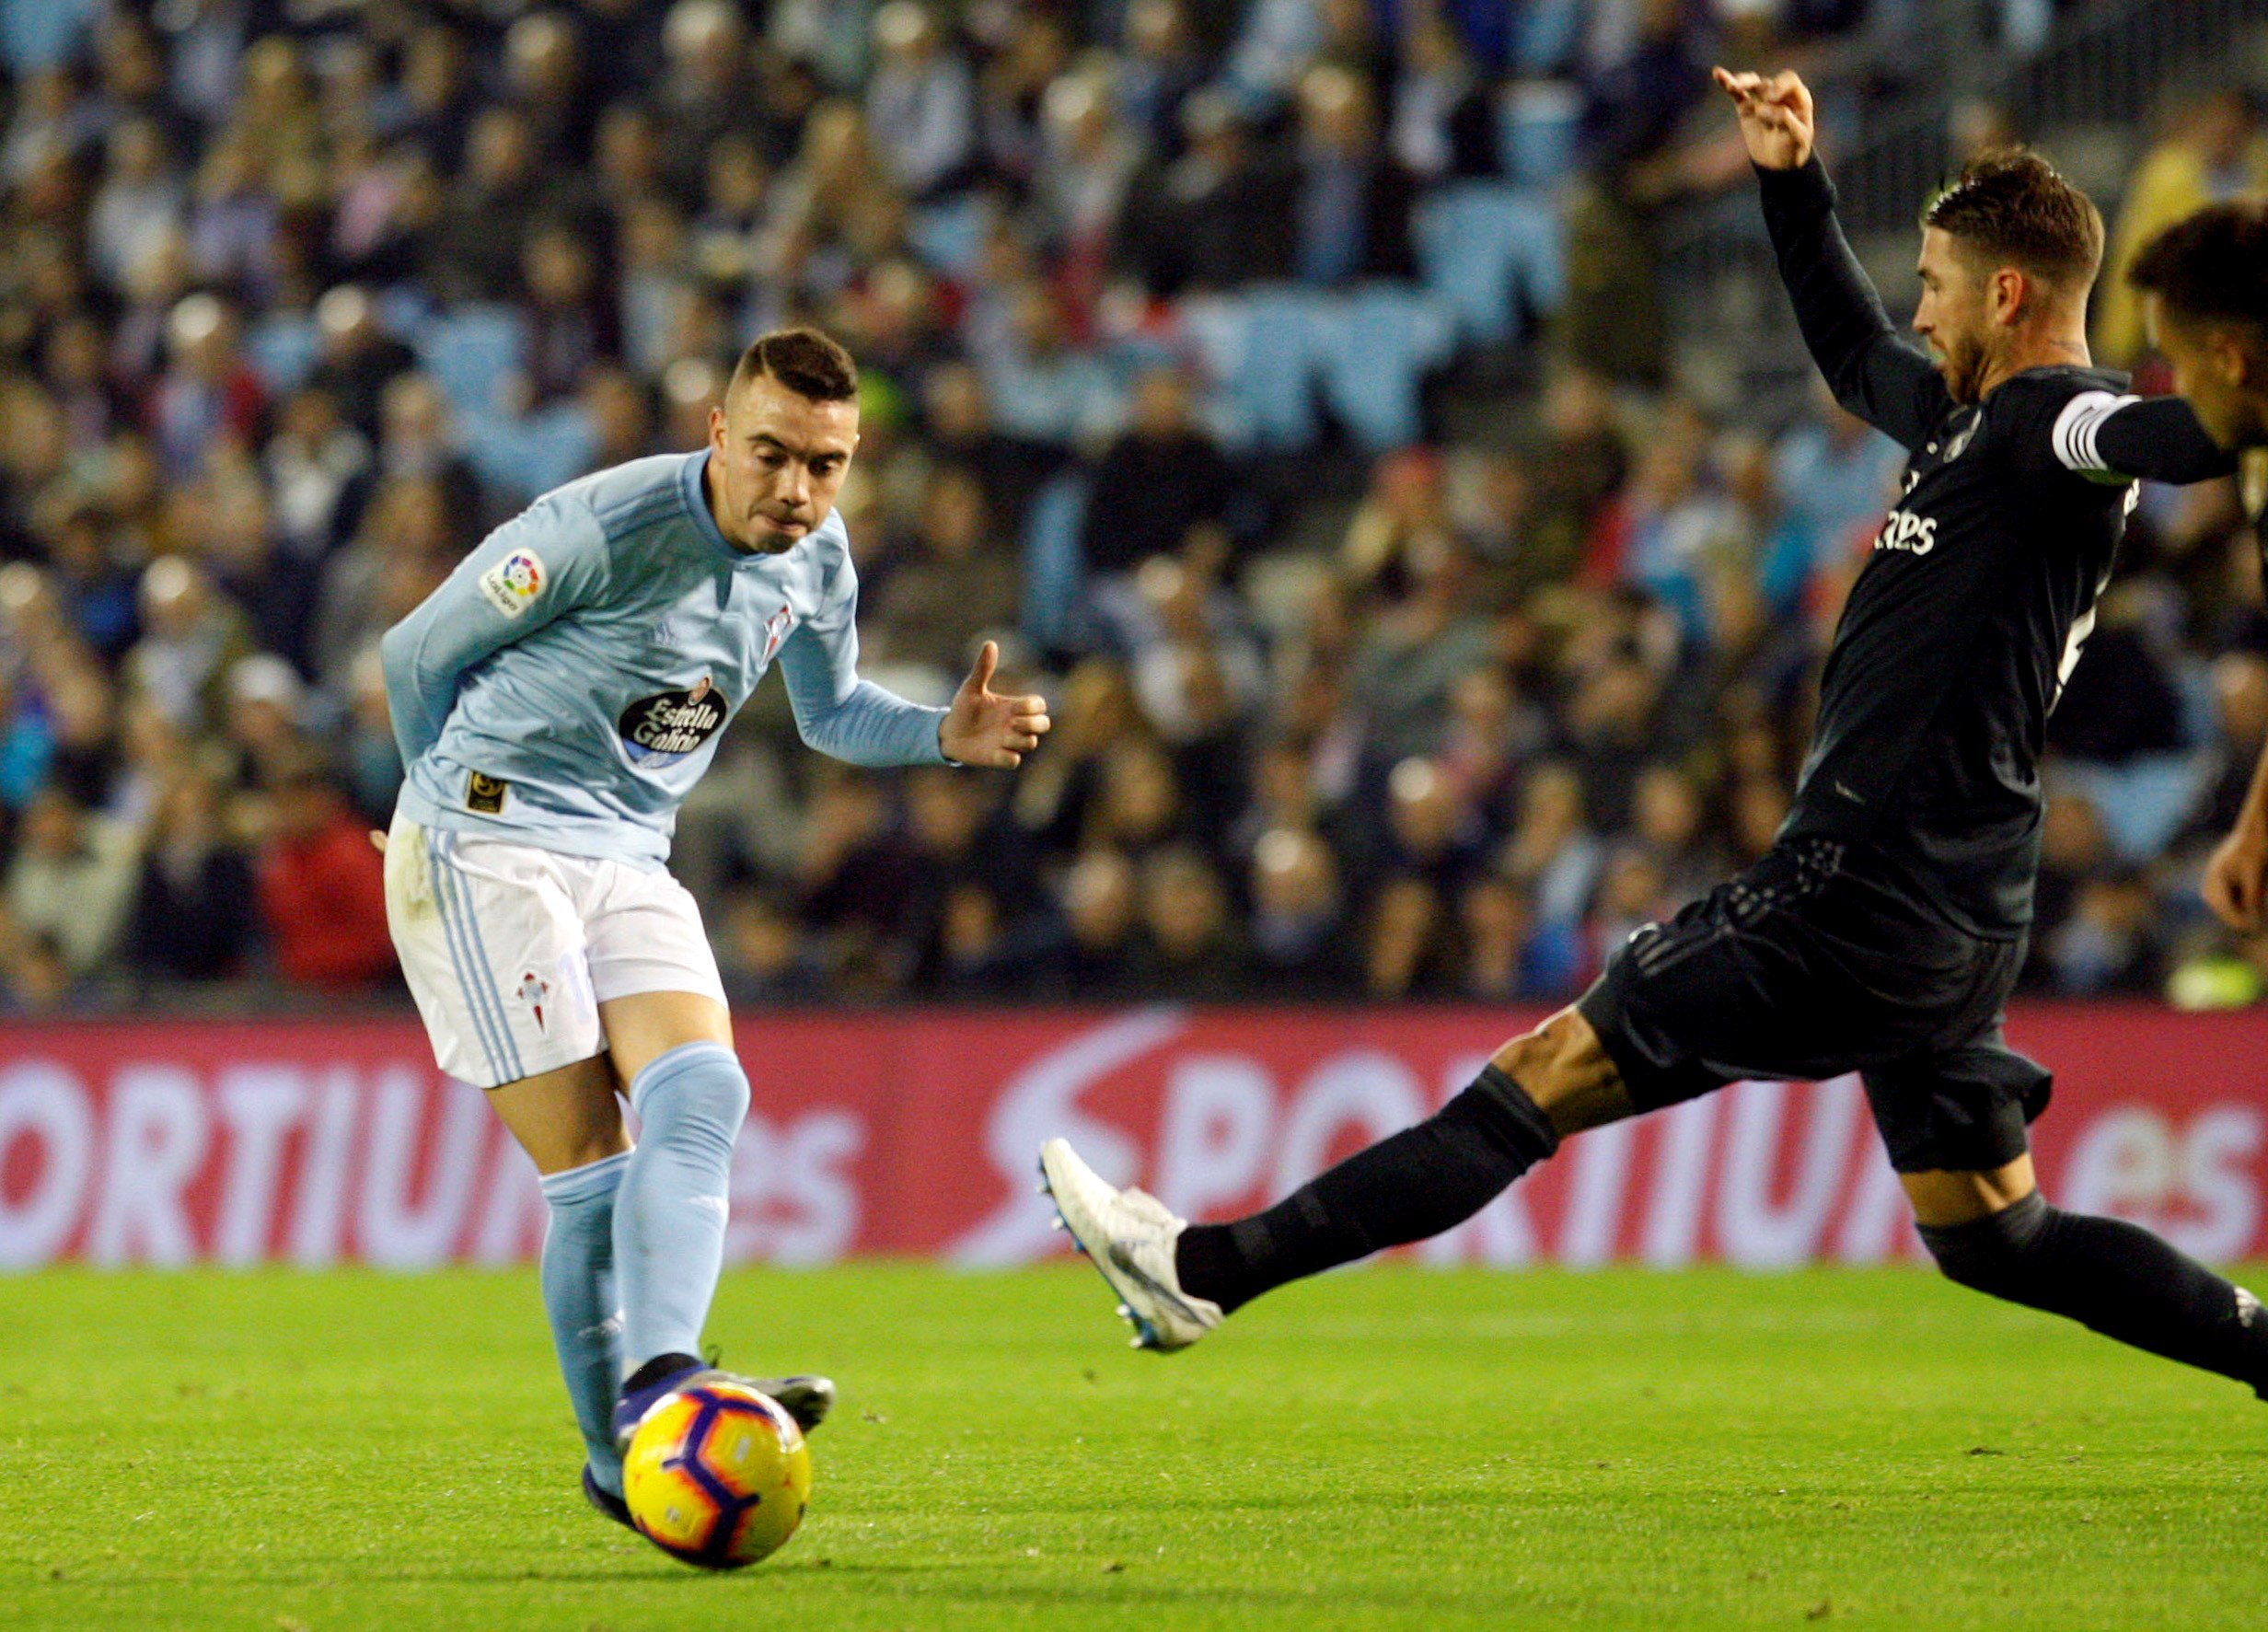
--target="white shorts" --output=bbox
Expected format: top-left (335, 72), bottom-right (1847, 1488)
top-left (384, 813), bottom-right (727, 1089)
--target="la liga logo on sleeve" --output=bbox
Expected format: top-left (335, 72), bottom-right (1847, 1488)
top-left (478, 549), bottom-right (547, 618)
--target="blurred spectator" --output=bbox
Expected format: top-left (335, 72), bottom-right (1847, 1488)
top-left (253, 749), bottom-right (391, 991)
top-left (124, 764), bottom-right (253, 982)
top-left (305, 286), bottom-right (415, 440)
top-left (866, 2), bottom-right (975, 199)
top-left (1117, 0), bottom-right (1209, 156)
top-left (1365, 874), bottom-right (1456, 999)
top-left (5, 783), bottom-right (139, 979)
top-left (1503, 761), bottom-right (1603, 933)
top-left (1249, 825), bottom-right (1347, 992)
top-left (1381, 755), bottom-right (1487, 895)
top-left (87, 116), bottom-right (180, 291)
top-left (1115, 90), bottom-right (1292, 295)
top-left (2097, 88), bottom-right (2268, 366)
top-left (1345, 535), bottom-right (1495, 761)
top-left (1082, 367), bottom-right (1233, 583)
top-left (1060, 846), bottom-right (1141, 995)
top-left (1137, 845), bottom-right (1248, 998)
top-left (1290, 63), bottom-right (1418, 286)
top-left (870, 465), bottom-right (1020, 678)
top-left (1390, 13), bottom-right (1501, 183)
top-left (123, 557), bottom-right (253, 735)
top-left (2188, 653), bottom-right (2268, 846)
top-left (1769, 386), bottom-right (1900, 604)
top-left (2046, 867), bottom-right (2165, 997)
top-left (717, 886), bottom-right (827, 1004)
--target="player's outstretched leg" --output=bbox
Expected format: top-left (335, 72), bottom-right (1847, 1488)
top-left (1044, 1009), bottom-right (1611, 1349)
top-left (609, 1039), bottom-right (751, 1441)
top-left (1914, 1171), bottom-right (2268, 1395)
top-left (538, 1151), bottom-right (631, 1500)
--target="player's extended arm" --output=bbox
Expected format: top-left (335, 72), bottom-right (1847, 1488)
top-left (773, 598), bottom-right (952, 769)
top-left (377, 493), bottom-right (608, 767)
top-left (2047, 391), bottom-right (2239, 486)
top-left (1718, 68), bottom-right (1950, 450)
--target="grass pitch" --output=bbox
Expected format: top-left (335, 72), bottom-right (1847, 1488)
top-left (4, 1263), bottom-right (2264, 1631)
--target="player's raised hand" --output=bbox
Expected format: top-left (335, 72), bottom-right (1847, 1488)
top-left (2202, 819), bottom-right (2268, 933)
top-left (941, 640), bottom-right (1051, 769)
top-left (1713, 66), bottom-right (1814, 170)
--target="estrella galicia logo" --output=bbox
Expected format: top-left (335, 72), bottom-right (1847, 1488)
top-left (619, 676), bottom-right (729, 768)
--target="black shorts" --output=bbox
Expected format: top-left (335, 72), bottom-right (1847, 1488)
top-left (1576, 839), bottom-right (2051, 1174)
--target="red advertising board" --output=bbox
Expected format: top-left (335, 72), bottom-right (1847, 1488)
top-left (0, 1005), bottom-right (2261, 1268)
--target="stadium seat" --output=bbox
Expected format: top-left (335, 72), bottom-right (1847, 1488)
top-left (907, 195), bottom-right (990, 278)
top-left (1498, 78), bottom-right (1583, 187)
top-left (2058, 753), bottom-right (2215, 865)
top-left (1020, 471), bottom-right (1091, 653)
top-left (458, 401), bottom-right (595, 506)
top-left (1414, 181), bottom-right (1566, 346)
top-left (1315, 285), bottom-right (1458, 452)
top-left (243, 313), bottom-right (319, 396)
top-left (1180, 288), bottom-right (1325, 453)
top-left (416, 304), bottom-right (528, 417)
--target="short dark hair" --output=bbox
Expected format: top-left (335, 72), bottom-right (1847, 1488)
top-left (2129, 201), bottom-right (2268, 330)
top-left (729, 327), bottom-right (859, 403)
top-left (1922, 148), bottom-right (2104, 290)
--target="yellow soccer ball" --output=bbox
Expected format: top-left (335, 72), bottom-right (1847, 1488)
top-left (622, 1377), bottom-right (813, 1568)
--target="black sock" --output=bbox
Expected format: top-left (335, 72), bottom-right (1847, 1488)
top-left (1919, 1192), bottom-right (2268, 1395)
top-left (1175, 1065), bottom-right (1558, 1314)
top-left (622, 1351), bottom-right (703, 1396)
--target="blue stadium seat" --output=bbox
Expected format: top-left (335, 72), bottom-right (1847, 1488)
top-left (415, 304), bottom-right (527, 417)
top-left (907, 195), bottom-right (989, 278)
top-left (1182, 288), bottom-right (1325, 453)
top-left (1315, 285), bottom-right (1458, 452)
top-left (2059, 754), bottom-right (2215, 864)
top-left (458, 401), bottom-right (594, 506)
top-left (1497, 78), bottom-right (1583, 185)
top-left (1020, 471), bottom-right (1091, 652)
top-left (0, 0), bottom-right (98, 73)
top-left (243, 313), bottom-right (318, 396)
top-left (1413, 181), bottom-right (1565, 346)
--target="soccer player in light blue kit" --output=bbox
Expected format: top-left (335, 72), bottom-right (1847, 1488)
top-left (378, 329), bottom-right (1049, 1531)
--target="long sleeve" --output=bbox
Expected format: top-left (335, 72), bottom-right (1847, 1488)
top-left (2047, 391), bottom-right (2239, 485)
top-left (1757, 156), bottom-right (1951, 451)
top-left (774, 548), bottom-right (949, 769)
top-left (378, 491), bottom-right (611, 768)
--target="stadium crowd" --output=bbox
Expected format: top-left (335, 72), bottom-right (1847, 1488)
top-left (0, 0), bottom-right (2262, 1013)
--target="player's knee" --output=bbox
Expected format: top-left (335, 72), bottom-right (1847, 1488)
top-left (631, 1041), bottom-right (749, 1159)
top-left (1490, 1007), bottom-right (1630, 1137)
top-left (1915, 1189), bottom-right (2054, 1295)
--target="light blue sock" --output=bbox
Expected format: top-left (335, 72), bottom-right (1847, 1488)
top-left (538, 1151), bottom-right (630, 1493)
top-left (614, 1041), bottom-right (749, 1372)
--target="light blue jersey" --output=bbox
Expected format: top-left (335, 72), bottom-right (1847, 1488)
top-left (382, 450), bottom-right (947, 868)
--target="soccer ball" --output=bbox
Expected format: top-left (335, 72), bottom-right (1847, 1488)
top-left (622, 1378), bottom-right (813, 1568)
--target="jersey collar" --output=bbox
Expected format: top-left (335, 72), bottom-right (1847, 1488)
top-left (681, 449), bottom-right (744, 560)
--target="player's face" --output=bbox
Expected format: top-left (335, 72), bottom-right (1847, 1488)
top-left (1912, 227), bottom-right (1993, 404)
top-left (2146, 296), bottom-right (2265, 451)
top-left (707, 375), bottom-right (860, 554)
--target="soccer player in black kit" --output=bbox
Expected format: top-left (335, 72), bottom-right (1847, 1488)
top-left (1040, 67), bottom-right (2268, 1402)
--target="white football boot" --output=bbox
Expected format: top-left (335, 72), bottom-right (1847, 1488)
top-left (1038, 1138), bottom-right (1223, 1351)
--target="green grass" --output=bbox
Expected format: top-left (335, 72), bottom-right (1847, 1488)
top-left (3, 1264), bottom-right (2264, 1631)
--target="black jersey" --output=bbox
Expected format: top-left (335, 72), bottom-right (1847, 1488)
top-left (1758, 157), bottom-right (2233, 937)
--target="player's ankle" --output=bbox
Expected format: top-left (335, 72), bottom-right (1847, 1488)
top-left (622, 1351), bottom-right (702, 1395)
top-left (1174, 1223), bottom-right (1252, 1315)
